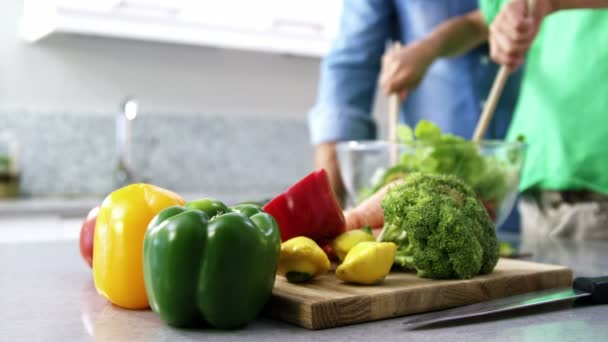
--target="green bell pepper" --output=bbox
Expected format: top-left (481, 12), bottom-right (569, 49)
top-left (143, 198), bottom-right (281, 329)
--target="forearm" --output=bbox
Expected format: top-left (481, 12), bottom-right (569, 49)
top-left (314, 142), bottom-right (346, 206)
top-left (553, 0), bottom-right (608, 10)
top-left (422, 10), bottom-right (488, 59)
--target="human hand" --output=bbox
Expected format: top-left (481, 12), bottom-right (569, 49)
top-left (489, 0), bottom-right (556, 70)
top-left (379, 41), bottom-right (437, 101)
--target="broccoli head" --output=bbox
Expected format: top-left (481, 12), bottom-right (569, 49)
top-left (379, 173), bottom-right (499, 279)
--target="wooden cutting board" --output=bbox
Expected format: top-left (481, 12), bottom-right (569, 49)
top-left (266, 258), bottom-right (572, 330)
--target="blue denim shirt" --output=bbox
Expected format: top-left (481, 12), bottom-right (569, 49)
top-left (308, 0), bottom-right (522, 143)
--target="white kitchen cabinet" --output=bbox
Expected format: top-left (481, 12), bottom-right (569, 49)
top-left (19, 0), bottom-right (343, 57)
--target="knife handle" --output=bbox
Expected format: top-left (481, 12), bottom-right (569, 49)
top-left (573, 276), bottom-right (608, 304)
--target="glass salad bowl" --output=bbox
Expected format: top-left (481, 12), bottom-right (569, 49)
top-left (336, 139), bottom-right (524, 229)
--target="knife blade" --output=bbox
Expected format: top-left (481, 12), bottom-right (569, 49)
top-left (402, 276), bottom-right (608, 328)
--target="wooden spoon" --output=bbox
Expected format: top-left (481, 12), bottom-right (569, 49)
top-left (472, 0), bottom-right (536, 141)
top-left (388, 42), bottom-right (402, 166)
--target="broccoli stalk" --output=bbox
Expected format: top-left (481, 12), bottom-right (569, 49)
top-left (379, 173), bottom-right (499, 279)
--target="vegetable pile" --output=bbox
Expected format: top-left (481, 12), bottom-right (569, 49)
top-left (81, 170), bottom-right (352, 329)
top-left (360, 120), bottom-right (520, 222)
top-left (267, 170), bottom-right (396, 286)
top-left (379, 173), bottom-right (499, 279)
top-left (78, 161), bottom-right (504, 330)
top-left (82, 183), bottom-right (282, 329)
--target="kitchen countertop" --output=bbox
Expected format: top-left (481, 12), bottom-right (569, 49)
top-left (1, 233), bottom-right (607, 341)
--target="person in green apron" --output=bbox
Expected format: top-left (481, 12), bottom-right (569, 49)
top-left (383, 0), bottom-right (608, 239)
top-left (482, 0), bottom-right (608, 240)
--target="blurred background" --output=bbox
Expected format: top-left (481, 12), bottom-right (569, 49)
top-left (1, 0), bottom-right (391, 241)
top-left (1, 0), bottom-right (394, 204)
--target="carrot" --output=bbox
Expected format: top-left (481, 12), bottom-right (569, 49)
top-left (344, 181), bottom-right (402, 231)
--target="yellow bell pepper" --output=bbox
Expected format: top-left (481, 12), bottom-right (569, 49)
top-left (93, 183), bottom-right (185, 309)
top-left (336, 241), bottom-right (397, 285)
top-left (277, 237), bottom-right (330, 283)
top-left (332, 229), bottom-right (376, 261)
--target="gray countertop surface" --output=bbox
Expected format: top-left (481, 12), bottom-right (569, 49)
top-left (1, 231), bottom-right (607, 341)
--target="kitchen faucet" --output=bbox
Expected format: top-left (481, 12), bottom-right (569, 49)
top-left (115, 97), bottom-right (138, 188)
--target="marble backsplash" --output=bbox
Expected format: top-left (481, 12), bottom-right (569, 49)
top-left (1, 111), bottom-right (313, 200)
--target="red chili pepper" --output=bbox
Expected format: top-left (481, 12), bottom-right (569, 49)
top-left (263, 169), bottom-right (346, 243)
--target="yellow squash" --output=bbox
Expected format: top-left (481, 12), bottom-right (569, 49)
top-left (332, 229), bottom-right (376, 261)
top-left (93, 183), bottom-right (185, 309)
top-left (336, 241), bottom-right (397, 285)
top-left (277, 237), bottom-right (330, 283)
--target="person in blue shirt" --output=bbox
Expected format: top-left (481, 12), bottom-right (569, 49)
top-left (308, 0), bottom-right (522, 230)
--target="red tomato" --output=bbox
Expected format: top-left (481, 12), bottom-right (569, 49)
top-left (79, 206), bottom-right (99, 268)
